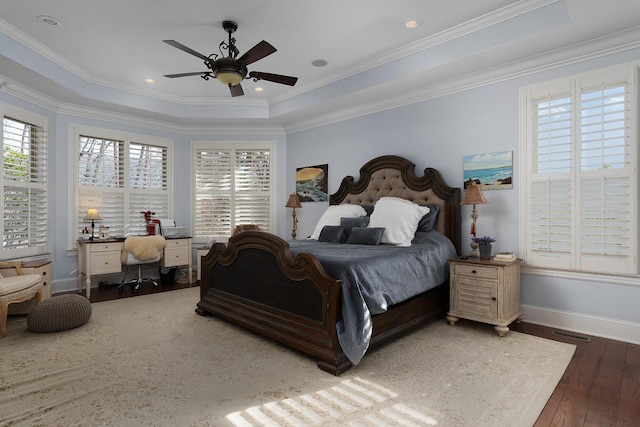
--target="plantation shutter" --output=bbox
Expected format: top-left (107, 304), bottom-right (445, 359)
top-left (2, 115), bottom-right (48, 257)
top-left (129, 143), bottom-right (169, 235)
top-left (78, 136), bottom-right (125, 237)
top-left (528, 90), bottom-right (573, 269)
top-left (577, 81), bottom-right (633, 274)
top-left (234, 149), bottom-right (271, 231)
top-left (193, 144), bottom-right (272, 239)
top-left (194, 148), bottom-right (232, 237)
top-left (523, 63), bottom-right (636, 275)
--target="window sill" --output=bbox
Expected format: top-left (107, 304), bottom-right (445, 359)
top-left (521, 265), bottom-right (640, 288)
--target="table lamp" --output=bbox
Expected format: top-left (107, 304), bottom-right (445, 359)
top-left (460, 183), bottom-right (488, 256)
top-left (285, 193), bottom-right (302, 240)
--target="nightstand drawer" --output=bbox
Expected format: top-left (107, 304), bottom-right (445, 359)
top-left (453, 263), bottom-right (498, 280)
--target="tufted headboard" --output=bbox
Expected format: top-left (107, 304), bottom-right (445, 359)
top-left (329, 155), bottom-right (461, 254)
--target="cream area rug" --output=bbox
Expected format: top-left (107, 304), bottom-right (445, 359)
top-left (1, 287), bottom-right (575, 426)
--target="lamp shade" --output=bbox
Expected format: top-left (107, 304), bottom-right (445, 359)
top-left (285, 193), bottom-right (302, 208)
top-left (460, 184), bottom-right (488, 205)
top-left (83, 208), bottom-right (102, 221)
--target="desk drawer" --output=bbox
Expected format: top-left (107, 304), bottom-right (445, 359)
top-left (163, 248), bottom-right (188, 267)
top-left (90, 242), bottom-right (123, 253)
top-left (453, 263), bottom-right (498, 280)
top-left (165, 239), bottom-right (189, 249)
top-left (91, 252), bottom-right (122, 275)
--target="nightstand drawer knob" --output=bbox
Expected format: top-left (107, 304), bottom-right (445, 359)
top-left (492, 297), bottom-right (497, 301)
top-left (472, 269), bottom-right (477, 274)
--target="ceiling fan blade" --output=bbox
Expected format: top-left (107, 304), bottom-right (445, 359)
top-left (237, 40), bottom-right (277, 65)
top-left (163, 40), bottom-right (210, 61)
top-left (248, 71), bottom-right (298, 86)
top-left (163, 71), bottom-right (210, 78)
top-left (230, 83), bottom-right (244, 97)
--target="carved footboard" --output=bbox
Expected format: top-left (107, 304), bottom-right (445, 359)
top-left (196, 231), bottom-right (353, 374)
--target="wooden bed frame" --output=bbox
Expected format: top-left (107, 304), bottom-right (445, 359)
top-left (196, 155), bottom-right (461, 374)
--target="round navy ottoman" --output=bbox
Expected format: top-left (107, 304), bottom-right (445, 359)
top-left (27, 294), bottom-right (92, 333)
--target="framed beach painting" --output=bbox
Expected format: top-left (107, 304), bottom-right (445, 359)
top-left (463, 151), bottom-right (513, 190)
top-left (296, 164), bottom-right (328, 202)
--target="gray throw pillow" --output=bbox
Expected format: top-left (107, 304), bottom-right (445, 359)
top-left (340, 216), bottom-right (370, 239)
top-left (345, 227), bottom-right (385, 245)
top-left (319, 225), bottom-right (346, 243)
top-left (417, 204), bottom-right (440, 232)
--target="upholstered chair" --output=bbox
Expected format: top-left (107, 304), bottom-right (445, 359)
top-left (0, 262), bottom-right (43, 337)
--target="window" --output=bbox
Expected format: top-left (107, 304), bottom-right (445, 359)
top-left (72, 126), bottom-right (171, 246)
top-left (193, 142), bottom-right (274, 241)
top-left (1, 106), bottom-right (48, 259)
top-left (520, 63), bottom-right (638, 275)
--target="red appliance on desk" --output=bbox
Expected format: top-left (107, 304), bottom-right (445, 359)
top-left (148, 219), bottom-right (161, 235)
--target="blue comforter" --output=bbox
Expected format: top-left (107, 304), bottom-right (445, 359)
top-left (289, 230), bottom-right (456, 365)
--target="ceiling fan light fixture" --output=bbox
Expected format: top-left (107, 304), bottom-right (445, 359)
top-left (216, 71), bottom-right (245, 86)
top-left (212, 57), bottom-right (247, 86)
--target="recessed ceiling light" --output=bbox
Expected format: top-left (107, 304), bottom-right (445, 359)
top-left (37, 15), bottom-right (60, 26)
top-left (404, 18), bottom-right (422, 29)
top-left (311, 59), bottom-right (328, 67)
top-left (254, 87), bottom-right (264, 92)
top-left (144, 78), bottom-right (155, 84)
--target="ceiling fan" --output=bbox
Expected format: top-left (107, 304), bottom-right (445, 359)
top-left (163, 20), bottom-right (298, 97)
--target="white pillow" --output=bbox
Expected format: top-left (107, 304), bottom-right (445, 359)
top-left (369, 197), bottom-right (430, 246)
top-left (309, 204), bottom-right (367, 240)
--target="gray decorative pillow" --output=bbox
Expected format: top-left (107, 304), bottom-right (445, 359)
top-left (319, 225), bottom-right (346, 243)
top-left (345, 227), bottom-right (385, 245)
top-left (360, 205), bottom-right (375, 216)
top-left (340, 216), bottom-right (370, 239)
top-left (417, 204), bottom-right (441, 232)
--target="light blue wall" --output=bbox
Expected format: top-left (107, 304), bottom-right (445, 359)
top-left (286, 49), bottom-right (640, 328)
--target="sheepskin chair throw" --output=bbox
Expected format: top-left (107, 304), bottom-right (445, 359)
top-left (121, 235), bottom-right (166, 263)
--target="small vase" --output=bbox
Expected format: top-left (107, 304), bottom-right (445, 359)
top-left (479, 244), bottom-right (492, 260)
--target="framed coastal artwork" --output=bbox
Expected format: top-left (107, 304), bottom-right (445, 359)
top-left (296, 164), bottom-right (328, 202)
top-left (463, 151), bottom-right (513, 190)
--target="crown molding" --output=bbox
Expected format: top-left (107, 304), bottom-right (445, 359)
top-left (0, 75), bottom-right (63, 112)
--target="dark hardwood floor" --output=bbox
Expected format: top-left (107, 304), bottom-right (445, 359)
top-left (510, 322), bottom-right (640, 427)
top-left (86, 283), bottom-right (640, 427)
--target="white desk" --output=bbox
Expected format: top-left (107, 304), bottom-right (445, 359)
top-left (77, 237), bottom-right (192, 298)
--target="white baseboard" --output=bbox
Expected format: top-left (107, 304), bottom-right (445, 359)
top-left (521, 304), bottom-right (640, 345)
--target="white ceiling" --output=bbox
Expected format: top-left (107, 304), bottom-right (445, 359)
top-left (1, 0), bottom-right (640, 130)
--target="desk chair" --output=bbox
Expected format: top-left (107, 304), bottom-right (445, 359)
top-left (119, 235), bottom-right (166, 292)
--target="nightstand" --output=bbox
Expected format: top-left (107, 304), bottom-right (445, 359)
top-left (446, 257), bottom-right (523, 336)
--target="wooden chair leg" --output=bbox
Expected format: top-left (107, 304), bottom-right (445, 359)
top-left (0, 301), bottom-right (8, 337)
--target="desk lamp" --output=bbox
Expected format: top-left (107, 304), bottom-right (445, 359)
top-left (83, 208), bottom-right (102, 240)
